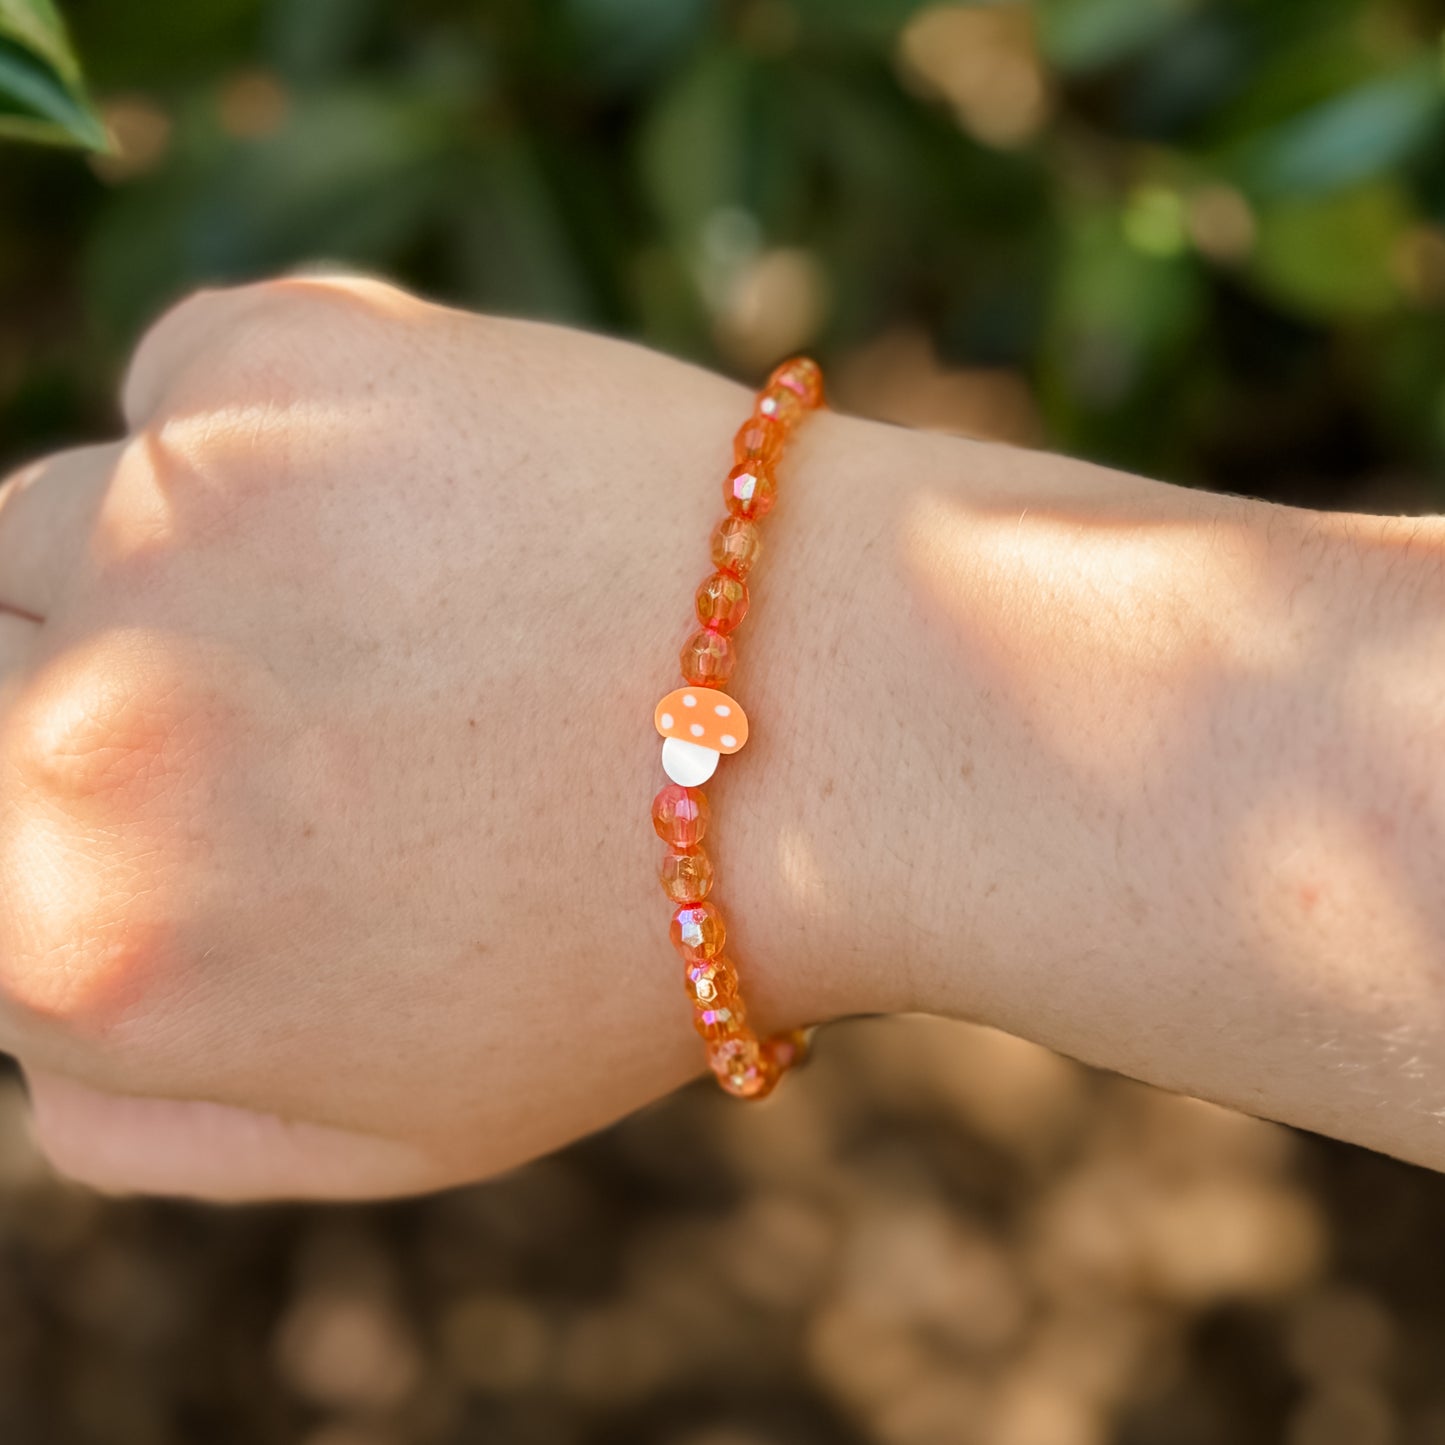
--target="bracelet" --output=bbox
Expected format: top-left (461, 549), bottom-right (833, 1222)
top-left (651, 356), bottom-right (824, 1099)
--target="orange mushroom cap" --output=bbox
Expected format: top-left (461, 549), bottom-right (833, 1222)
top-left (654, 686), bottom-right (749, 754)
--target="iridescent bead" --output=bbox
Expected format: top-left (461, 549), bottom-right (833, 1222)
top-left (679, 627), bottom-right (736, 686)
top-left (685, 956), bottom-right (739, 1008)
top-left (695, 997), bottom-right (747, 1042)
top-left (768, 356), bottom-right (825, 409)
top-left (652, 783), bottom-right (709, 849)
top-left (694, 572), bottom-right (749, 635)
top-left (756, 383), bottom-right (804, 428)
top-left (734, 415), bottom-right (784, 467)
top-left (671, 900), bottom-right (725, 960)
top-left (660, 847), bottom-right (714, 903)
top-left (708, 1034), bottom-right (777, 1099)
top-left (764, 1028), bottom-right (812, 1072)
top-left (723, 462), bottom-right (777, 521)
top-left (711, 516), bottom-right (763, 579)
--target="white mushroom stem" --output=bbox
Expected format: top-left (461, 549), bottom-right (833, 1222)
top-left (662, 737), bottom-right (720, 787)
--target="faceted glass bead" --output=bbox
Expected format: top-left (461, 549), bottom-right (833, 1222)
top-left (680, 627), bottom-right (736, 686)
top-left (756, 383), bottom-right (804, 428)
top-left (694, 997), bottom-right (747, 1042)
top-left (652, 783), bottom-right (709, 849)
top-left (764, 1028), bottom-right (811, 1072)
top-left (734, 415), bottom-right (785, 467)
top-left (694, 572), bottom-right (749, 635)
top-left (768, 356), bottom-right (825, 409)
top-left (708, 1034), bottom-right (777, 1099)
top-left (671, 900), bottom-right (725, 960)
top-left (660, 847), bottom-right (714, 903)
top-left (685, 956), bottom-right (739, 1009)
top-left (711, 516), bottom-right (763, 578)
top-left (723, 462), bottom-right (777, 521)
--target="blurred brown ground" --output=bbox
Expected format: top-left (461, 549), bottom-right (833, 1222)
top-left (2, 1014), bottom-right (1444, 1445)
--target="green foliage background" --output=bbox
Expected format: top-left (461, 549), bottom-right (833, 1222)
top-left (4, 0), bottom-right (1445, 506)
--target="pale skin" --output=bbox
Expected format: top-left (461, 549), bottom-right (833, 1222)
top-left (2, 273), bottom-right (1445, 1201)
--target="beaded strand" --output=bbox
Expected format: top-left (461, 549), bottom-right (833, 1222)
top-left (650, 357), bottom-right (824, 1099)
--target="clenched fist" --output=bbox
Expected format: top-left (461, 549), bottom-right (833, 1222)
top-left (0, 276), bottom-right (869, 1199)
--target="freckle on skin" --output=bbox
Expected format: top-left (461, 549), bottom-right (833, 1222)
top-left (821, 778), bottom-right (835, 799)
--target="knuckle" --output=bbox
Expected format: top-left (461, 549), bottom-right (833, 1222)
top-left (6, 913), bottom-right (175, 1039)
top-left (10, 632), bottom-right (222, 815)
top-left (0, 634), bottom-right (224, 1033)
top-left (125, 274), bottom-right (423, 427)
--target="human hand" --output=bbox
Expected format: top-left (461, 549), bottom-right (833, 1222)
top-left (0, 276), bottom-right (853, 1198)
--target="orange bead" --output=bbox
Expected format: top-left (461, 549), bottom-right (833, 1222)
top-left (708, 1034), bottom-right (777, 1098)
top-left (694, 572), bottom-right (749, 635)
top-left (660, 847), bottom-right (714, 903)
top-left (695, 996), bottom-right (747, 1042)
top-left (652, 783), bottom-right (709, 849)
top-left (756, 383), bottom-right (804, 428)
top-left (764, 1028), bottom-right (811, 1072)
top-left (768, 356), bottom-right (825, 409)
top-left (671, 900), bottom-right (725, 960)
top-left (711, 516), bottom-right (763, 578)
top-left (723, 462), bottom-right (776, 520)
top-left (679, 627), bottom-right (736, 686)
top-left (686, 955), bottom-right (739, 1008)
top-left (734, 415), bottom-right (785, 467)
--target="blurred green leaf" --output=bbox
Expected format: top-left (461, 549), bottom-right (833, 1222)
top-left (1249, 182), bottom-right (1410, 319)
top-left (561, 0), bottom-right (712, 88)
top-left (637, 48), bottom-right (757, 250)
top-left (0, 0), bottom-right (106, 148)
top-left (1046, 207), bottom-right (1205, 402)
top-left (786, 0), bottom-right (932, 45)
top-left (1037, 0), bottom-right (1196, 73)
top-left (1234, 59), bottom-right (1444, 198)
top-left (85, 85), bottom-right (459, 340)
top-left (6, 0), bottom-right (1445, 496)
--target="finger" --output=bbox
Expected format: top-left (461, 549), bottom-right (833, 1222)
top-left (0, 444), bottom-right (118, 621)
top-left (24, 1068), bottom-right (451, 1202)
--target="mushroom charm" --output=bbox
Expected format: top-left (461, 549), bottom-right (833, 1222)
top-left (654, 686), bottom-right (750, 786)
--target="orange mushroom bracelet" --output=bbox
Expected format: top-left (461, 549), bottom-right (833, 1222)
top-left (649, 355), bottom-right (824, 1099)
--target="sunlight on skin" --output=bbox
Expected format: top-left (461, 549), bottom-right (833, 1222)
top-left (0, 630), bottom-right (209, 1026)
top-left (0, 810), bottom-right (173, 1028)
top-left (889, 479), bottom-right (1445, 1162)
top-left (775, 823), bottom-right (828, 907)
top-left (119, 273), bottom-right (434, 430)
top-left (897, 486), bottom-right (1311, 742)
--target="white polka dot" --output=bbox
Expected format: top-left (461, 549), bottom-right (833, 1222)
top-left (660, 713), bottom-right (674, 729)
top-left (683, 694), bottom-right (697, 707)
top-left (714, 704), bottom-right (731, 717)
top-left (689, 723), bottom-right (705, 737)
top-left (720, 734), bottom-right (736, 748)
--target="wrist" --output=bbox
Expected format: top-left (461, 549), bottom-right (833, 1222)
top-left (715, 413), bottom-right (1277, 1046)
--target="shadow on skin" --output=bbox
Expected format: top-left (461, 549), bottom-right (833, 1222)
top-left (894, 471), bottom-right (1445, 1167)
